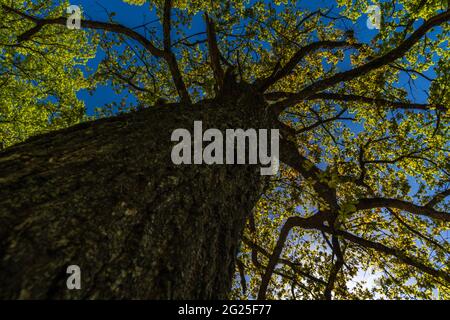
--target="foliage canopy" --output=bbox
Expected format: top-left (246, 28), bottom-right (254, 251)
top-left (1, 0), bottom-right (449, 299)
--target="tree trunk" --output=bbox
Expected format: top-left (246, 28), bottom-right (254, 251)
top-left (0, 88), bottom-right (273, 299)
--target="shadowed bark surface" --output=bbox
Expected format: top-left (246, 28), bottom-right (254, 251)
top-left (0, 87), bottom-right (274, 299)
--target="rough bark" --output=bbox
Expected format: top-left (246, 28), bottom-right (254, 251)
top-left (0, 86), bottom-right (273, 299)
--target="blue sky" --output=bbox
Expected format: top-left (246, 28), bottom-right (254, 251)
top-left (70, 0), bottom-right (435, 115)
top-left (71, 0), bottom-right (383, 114)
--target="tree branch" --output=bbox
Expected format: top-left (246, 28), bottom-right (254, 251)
top-left (205, 14), bottom-right (225, 95)
top-left (257, 40), bottom-right (362, 92)
top-left (306, 93), bottom-right (447, 112)
top-left (243, 236), bottom-right (327, 286)
top-left (321, 227), bottom-right (450, 284)
top-left (294, 107), bottom-right (351, 135)
top-left (427, 189), bottom-right (450, 208)
top-left (356, 197), bottom-right (450, 222)
top-left (244, 236), bottom-right (322, 298)
top-left (2, 4), bottom-right (164, 57)
top-left (162, 0), bottom-right (172, 52)
top-left (162, 0), bottom-right (191, 104)
top-left (3, 3), bottom-right (192, 104)
top-left (278, 135), bottom-right (338, 210)
top-left (271, 10), bottom-right (450, 115)
top-left (387, 208), bottom-right (448, 253)
top-left (236, 259), bottom-right (247, 295)
top-left (257, 213), bottom-right (329, 299)
top-left (323, 235), bottom-right (344, 300)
